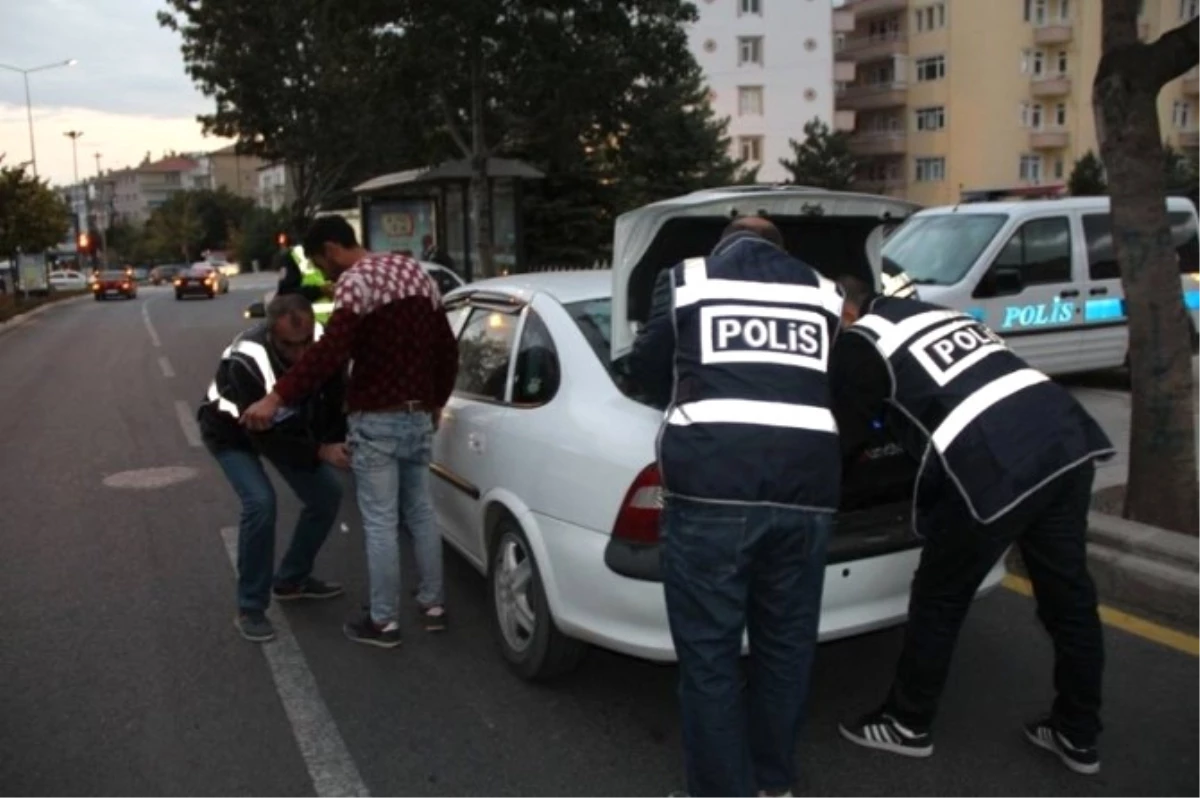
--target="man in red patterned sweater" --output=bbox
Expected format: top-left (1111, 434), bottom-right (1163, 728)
top-left (241, 215), bottom-right (459, 648)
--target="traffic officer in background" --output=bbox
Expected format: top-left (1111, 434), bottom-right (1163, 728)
top-left (829, 270), bottom-right (1114, 775)
top-left (627, 216), bottom-right (845, 797)
top-left (198, 293), bottom-right (350, 643)
top-left (277, 244), bottom-right (336, 323)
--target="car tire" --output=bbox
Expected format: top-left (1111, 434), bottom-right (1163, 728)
top-left (175, 292), bottom-right (183, 300)
top-left (207, 291), bottom-right (215, 299)
top-left (488, 517), bottom-right (585, 682)
top-left (94, 295), bottom-right (103, 302)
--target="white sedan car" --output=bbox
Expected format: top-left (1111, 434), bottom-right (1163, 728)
top-left (49, 270), bottom-right (89, 290)
top-left (432, 187), bottom-right (1007, 682)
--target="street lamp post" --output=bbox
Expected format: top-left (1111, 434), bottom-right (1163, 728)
top-left (64, 131), bottom-right (84, 266)
top-left (0, 59), bottom-right (78, 179)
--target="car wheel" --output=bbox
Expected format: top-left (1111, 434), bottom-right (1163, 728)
top-left (175, 292), bottom-right (183, 300)
top-left (94, 295), bottom-right (103, 302)
top-left (488, 517), bottom-right (585, 681)
top-left (207, 291), bottom-right (215, 299)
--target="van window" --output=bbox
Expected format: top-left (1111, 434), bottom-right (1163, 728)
top-left (1083, 211), bottom-right (1199, 279)
top-left (991, 217), bottom-right (1072, 284)
top-left (880, 214), bottom-right (1007, 286)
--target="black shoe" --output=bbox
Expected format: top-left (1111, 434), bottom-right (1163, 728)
top-left (273, 577), bottom-right (344, 601)
top-left (418, 603), bottom-right (448, 632)
top-left (343, 611), bottom-right (402, 649)
top-left (1023, 718), bottom-right (1100, 775)
top-left (839, 708), bottom-right (934, 758)
top-left (235, 611), bottom-right (275, 642)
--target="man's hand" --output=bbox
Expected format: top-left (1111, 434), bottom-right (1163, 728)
top-left (241, 392), bottom-right (283, 431)
top-left (318, 442), bottom-right (351, 470)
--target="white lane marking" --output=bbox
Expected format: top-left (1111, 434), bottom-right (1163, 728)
top-left (220, 527), bottom-right (371, 798)
top-left (142, 300), bottom-right (161, 347)
top-left (158, 356), bottom-right (175, 378)
top-left (174, 400), bottom-right (203, 448)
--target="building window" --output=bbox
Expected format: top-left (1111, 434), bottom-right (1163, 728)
top-left (915, 156), bottom-right (946, 182)
top-left (1057, 50), bottom-right (1069, 73)
top-left (740, 0), bottom-right (762, 15)
top-left (739, 136), bottom-right (764, 162)
top-left (738, 86), bottom-right (764, 115)
top-left (1183, 0), bottom-right (1199, 20)
top-left (1060, 0), bottom-right (1071, 20)
top-left (915, 3), bottom-right (947, 32)
top-left (738, 36), bottom-right (763, 65)
top-left (1173, 100), bottom-right (1193, 129)
top-left (1032, 50), bottom-right (1045, 75)
top-left (1019, 154), bottom-right (1043, 182)
top-left (1054, 157), bottom-right (1065, 179)
top-left (868, 16), bottom-right (902, 41)
top-left (1033, 0), bottom-right (1048, 24)
top-left (915, 106), bottom-right (946, 131)
top-left (1055, 102), bottom-right (1067, 126)
top-left (915, 55), bottom-right (946, 82)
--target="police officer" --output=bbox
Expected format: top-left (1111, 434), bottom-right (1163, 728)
top-left (277, 244), bottom-right (335, 323)
top-left (628, 216), bottom-right (844, 798)
top-left (829, 272), bottom-right (1114, 776)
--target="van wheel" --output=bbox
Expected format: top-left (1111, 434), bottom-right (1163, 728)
top-left (488, 518), bottom-right (585, 681)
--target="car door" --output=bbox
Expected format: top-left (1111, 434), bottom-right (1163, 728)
top-left (970, 214), bottom-right (1084, 375)
top-left (430, 300), bottom-right (523, 566)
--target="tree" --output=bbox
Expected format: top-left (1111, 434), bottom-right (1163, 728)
top-left (1068, 150), bottom-right (1108, 195)
top-left (0, 156), bottom-right (70, 257)
top-left (779, 118), bottom-right (858, 189)
top-left (1093, 0), bottom-right (1199, 534)
top-left (145, 192), bottom-right (203, 263)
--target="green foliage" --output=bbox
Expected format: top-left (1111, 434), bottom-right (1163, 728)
top-left (779, 118), bottom-right (858, 190)
top-left (1067, 150), bottom-right (1108, 196)
top-left (0, 155), bottom-right (71, 256)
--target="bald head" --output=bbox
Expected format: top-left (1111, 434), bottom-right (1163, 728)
top-left (720, 216), bottom-right (785, 249)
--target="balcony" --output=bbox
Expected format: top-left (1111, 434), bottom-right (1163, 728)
top-left (834, 109), bottom-right (857, 133)
top-left (839, 33), bottom-right (907, 62)
top-left (849, 131), bottom-right (908, 156)
top-left (844, 0), bottom-right (908, 17)
top-left (833, 9), bottom-right (855, 33)
top-left (1029, 129), bottom-right (1070, 149)
top-left (837, 81), bottom-right (909, 111)
top-left (1183, 68), bottom-right (1199, 96)
top-left (834, 59), bottom-right (857, 83)
top-left (1031, 74), bottom-right (1071, 96)
top-left (1033, 23), bottom-right (1073, 45)
top-left (1180, 131), bottom-right (1199, 150)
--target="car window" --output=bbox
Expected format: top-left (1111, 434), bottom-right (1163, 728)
top-left (565, 298), bottom-right (613, 372)
top-left (990, 217), bottom-right (1072, 285)
top-left (511, 310), bottom-right (560, 406)
top-left (880, 214), bottom-right (1007, 286)
top-left (1083, 210), bottom-right (1198, 280)
top-left (454, 306), bottom-right (519, 402)
top-left (445, 305), bottom-right (470, 337)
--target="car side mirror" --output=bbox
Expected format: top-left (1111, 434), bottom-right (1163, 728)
top-left (978, 267), bottom-right (1024, 298)
top-left (245, 301), bottom-right (266, 319)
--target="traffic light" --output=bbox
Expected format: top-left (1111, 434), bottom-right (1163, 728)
top-left (276, 232), bottom-right (288, 247)
top-left (77, 232), bottom-right (90, 252)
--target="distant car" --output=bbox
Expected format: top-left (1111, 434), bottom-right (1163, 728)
top-left (175, 265), bottom-right (227, 299)
top-left (49, 270), bottom-right (88, 291)
top-left (150, 264), bottom-right (185, 285)
top-left (91, 270), bottom-right (138, 301)
top-left (129, 267), bottom-right (150, 283)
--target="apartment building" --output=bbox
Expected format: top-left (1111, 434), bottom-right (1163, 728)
top-left (188, 144), bottom-right (266, 199)
top-left (107, 156), bottom-right (199, 224)
top-left (689, 0), bottom-right (847, 182)
top-left (256, 162), bottom-right (296, 213)
top-left (835, 0), bottom-right (1200, 206)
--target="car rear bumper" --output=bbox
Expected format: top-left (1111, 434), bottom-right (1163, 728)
top-left (536, 510), bottom-right (1006, 663)
top-left (176, 283), bottom-right (215, 295)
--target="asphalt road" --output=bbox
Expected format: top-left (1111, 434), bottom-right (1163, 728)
top-left (0, 278), bottom-right (1195, 797)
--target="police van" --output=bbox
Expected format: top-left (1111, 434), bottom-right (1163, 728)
top-left (878, 196), bottom-right (1200, 376)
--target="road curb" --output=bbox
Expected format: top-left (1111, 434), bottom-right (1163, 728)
top-left (1007, 511), bottom-right (1199, 631)
top-left (0, 294), bottom-right (90, 339)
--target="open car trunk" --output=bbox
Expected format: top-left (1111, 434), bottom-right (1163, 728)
top-left (604, 188), bottom-right (926, 580)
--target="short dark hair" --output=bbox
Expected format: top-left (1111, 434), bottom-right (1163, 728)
top-left (720, 216), bottom-right (785, 249)
top-left (267, 292), bottom-right (314, 328)
top-left (836, 275), bottom-right (874, 308)
top-left (302, 215), bottom-right (358, 259)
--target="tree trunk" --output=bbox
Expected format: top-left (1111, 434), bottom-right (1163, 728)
top-left (469, 53), bottom-right (496, 279)
top-left (1094, 1), bottom-right (1199, 534)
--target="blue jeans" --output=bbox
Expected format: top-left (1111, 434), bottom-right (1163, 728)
top-left (661, 497), bottom-right (833, 798)
top-left (213, 448), bottom-right (344, 612)
top-left (347, 411), bottom-right (443, 625)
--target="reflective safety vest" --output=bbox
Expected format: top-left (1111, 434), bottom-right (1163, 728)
top-left (203, 321), bottom-right (325, 420)
top-left (292, 246), bottom-right (334, 323)
top-left (658, 235), bottom-right (845, 511)
top-left (847, 296), bottom-right (1114, 527)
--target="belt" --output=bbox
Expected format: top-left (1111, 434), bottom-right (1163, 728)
top-left (375, 400), bottom-right (431, 413)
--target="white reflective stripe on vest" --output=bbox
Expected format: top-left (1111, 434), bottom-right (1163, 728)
top-left (930, 368), bottom-right (1050, 452)
top-left (230, 339), bottom-right (278, 394)
top-left (314, 321), bottom-right (325, 341)
top-left (312, 300), bottom-right (335, 316)
top-left (854, 309), bottom-right (963, 357)
top-left (675, 257), bottom-right (843, 318)
top-left (667, 399), bottom-right (837, 433)
top-left (206, 380), bottom-right (240, 417)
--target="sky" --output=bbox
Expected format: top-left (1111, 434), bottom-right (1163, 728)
top-left (0, 0), bottom-right (231, 187)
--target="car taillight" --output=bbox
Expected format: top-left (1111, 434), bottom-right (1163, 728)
top-left (174, 279), bottom-right (183, 286)
top-left (612, 464), bottom-right (664, 544)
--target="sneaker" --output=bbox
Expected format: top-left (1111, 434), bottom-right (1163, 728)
top-left (838, 709), bottom-right (934, 758)
top-left (419, 604), bottom-right (448, 633)
top-left (235, 611), bottom-right (275, 642)
top-left (1023, 718), bottom-right (1100, 775)
top-left (343, 611), bottom-right (402, 649)
top-left (273, 577), bottom-right (344, 601)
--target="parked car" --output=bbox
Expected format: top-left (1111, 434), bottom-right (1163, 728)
top-left (428, 187), bottom-right (1008, 682)
top-left (175, 265), bottom-right (227, 299)
top-left (91, 270), bottom-right (138, 301)
top-left (49, 270), bottom-right (88, 291)
top-left (150, 264), bottom-right (186, 285)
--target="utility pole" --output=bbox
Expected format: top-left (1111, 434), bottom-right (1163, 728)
top-left (0, 59), bottom-right (78, 178)
top-left (64, 131), bottom-right (84, 265)
top-left (93, 152), bottom-right (107, 265)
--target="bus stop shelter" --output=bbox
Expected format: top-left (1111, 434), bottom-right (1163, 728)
top-left (353, 157), bottom-right (545, 281)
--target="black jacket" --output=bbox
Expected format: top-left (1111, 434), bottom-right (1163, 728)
top-left (197, 325), bottom-right (347, 469)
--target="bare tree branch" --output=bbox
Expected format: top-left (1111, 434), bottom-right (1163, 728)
top-left (436, 90), bottom-right (472, 158)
